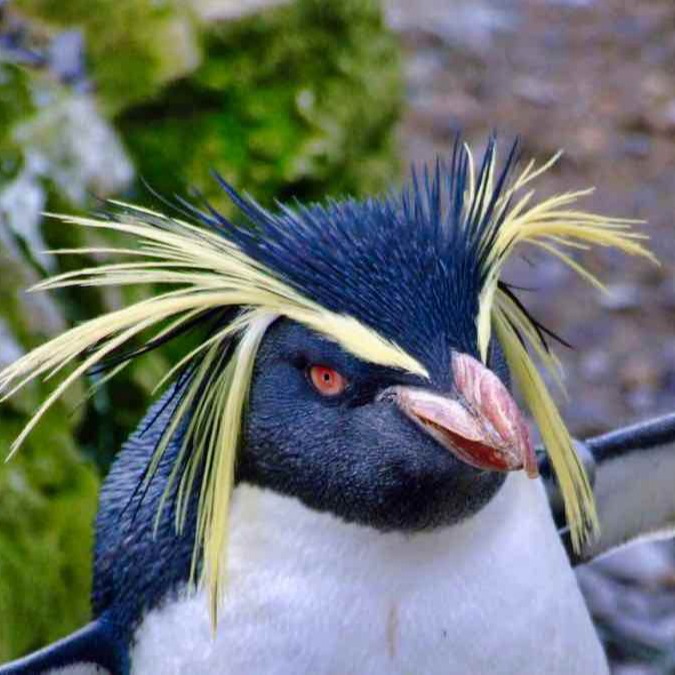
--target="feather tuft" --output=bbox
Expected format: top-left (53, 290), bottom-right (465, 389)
top-left (471, 145), bottom-right (655, 550)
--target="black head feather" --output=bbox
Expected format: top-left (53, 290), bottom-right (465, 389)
top-left (168, 136), bottom-right (521, 382)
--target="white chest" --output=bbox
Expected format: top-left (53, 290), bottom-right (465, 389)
top-left (131, 475), bottom-right (607, 675)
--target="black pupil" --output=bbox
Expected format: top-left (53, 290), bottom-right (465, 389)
top-left (323, 371), bottom-right (332, 382)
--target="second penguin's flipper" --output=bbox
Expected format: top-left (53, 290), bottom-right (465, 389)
top-left (0, 617), bottom-right (128, 675)
top-left (542, 412), bottom-right (675, 564)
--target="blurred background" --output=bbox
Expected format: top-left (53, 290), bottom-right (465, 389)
top-left (0, 0), bottom-right (674, 671)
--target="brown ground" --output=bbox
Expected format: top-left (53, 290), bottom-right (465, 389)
top-left (388, 1), bottom-right (675, 671)
top-left (390, 0), bottom-right (675, 435)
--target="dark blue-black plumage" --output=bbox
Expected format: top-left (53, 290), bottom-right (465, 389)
top-left (183, 137), bottom-right (520, 376)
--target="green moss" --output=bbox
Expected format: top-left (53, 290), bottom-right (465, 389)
top-left (0, 66), bottom-right (34, 135)
top-left (119, 0), bottom-right (402, 209)
top-left (0, 65), bottom-right (37, 179)
top-left (0, 410), bottom-right (99, 662)
top-left (15, 0), bottom-right (201, 113)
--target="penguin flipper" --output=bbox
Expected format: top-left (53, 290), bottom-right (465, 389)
top-left (0, 617), bottom-right (128, 675)
top-left (543, 413), bottom-right (675, 564)
top-left (579, 438), bottom-right (675, 562)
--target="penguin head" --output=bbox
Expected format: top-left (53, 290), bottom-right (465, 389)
top-left (229, 146), bottom-right (537, 530)
top-left (240, 318), bottom-right (516, 531)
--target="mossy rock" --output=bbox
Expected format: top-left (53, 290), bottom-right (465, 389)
top-left (0, 413), bottom-right (99, 662)
top-left (15, 0), bottom-right (201, 113)
top-left (0, 249), bottom-right (99, 662)
top-left (119, 0), bottom-right (403, 210)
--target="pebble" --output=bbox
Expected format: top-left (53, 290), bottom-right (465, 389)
top-left (621, 133), bottom-right (652, 159)
top-left (600, 283), bottom-right (642, 312)
top-left (581, 349), bottom-right (612, 383)
top-left (48, 30), bottom-right (86, 86)
top-left (657, 278), bottom-right (675, 309)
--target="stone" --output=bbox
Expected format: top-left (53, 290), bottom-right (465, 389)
top-left (599, 282), bottom-right (642, 312)
top-left (15, 0), bottom-right (202, 113)
top-left (0, 165), bottom-right (47, 267)
top-left (0, 318), bottom-right (24, 369)
top-left (13, 95), bottom-right (134, 204)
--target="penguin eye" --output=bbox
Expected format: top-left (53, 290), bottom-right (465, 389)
top-left (308, 365), bottom-right (347, 397)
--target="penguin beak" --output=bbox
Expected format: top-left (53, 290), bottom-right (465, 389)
top-left (382, 353), bottom-right (539, 478)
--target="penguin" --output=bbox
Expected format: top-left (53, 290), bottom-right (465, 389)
top-left (0, 137), bottom-right (663, 674)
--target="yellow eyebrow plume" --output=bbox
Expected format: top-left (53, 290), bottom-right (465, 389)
top-left (472, 147), bottom-right (656, 551)
top-left (0, 205), bottom-right (428, 624)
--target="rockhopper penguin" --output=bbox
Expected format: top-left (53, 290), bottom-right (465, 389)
top-left (0, 138), bottom-right (663, 674)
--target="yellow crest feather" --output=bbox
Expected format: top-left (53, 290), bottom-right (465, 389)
top-left (472, 147), bottom-right (656, 551)
top-left (0, 206), bottom-right (428, 624)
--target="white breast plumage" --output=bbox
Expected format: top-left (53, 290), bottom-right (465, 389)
top-left (131, 474), bottom-right (608, 675)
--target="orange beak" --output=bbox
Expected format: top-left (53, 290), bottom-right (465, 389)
top-left (384, 353), bottom-right (538, 478)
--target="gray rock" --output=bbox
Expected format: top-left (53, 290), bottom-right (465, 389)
top-left (0, 318), bottom-right (24, 369)
top-left (599, 282), bottom-right (642, 312)
top-left (48, 30), bottom-right (87, 87)
top-left (0, 166), bottom-right (48, 268)
top-left (657, 278), bottom-right (675, 310)
top-left (386, 0), bottom-right (519, 56)
top-left (12, 96), bottom-right (134, 205)
top-left (592, 542), bottom-right (675, 586)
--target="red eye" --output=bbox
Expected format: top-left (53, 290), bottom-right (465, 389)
top-left (309, 365), bottom-right (347, 397)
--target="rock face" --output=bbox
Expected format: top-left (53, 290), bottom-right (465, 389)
top-left (0, 0), bottom-right (402, 660)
